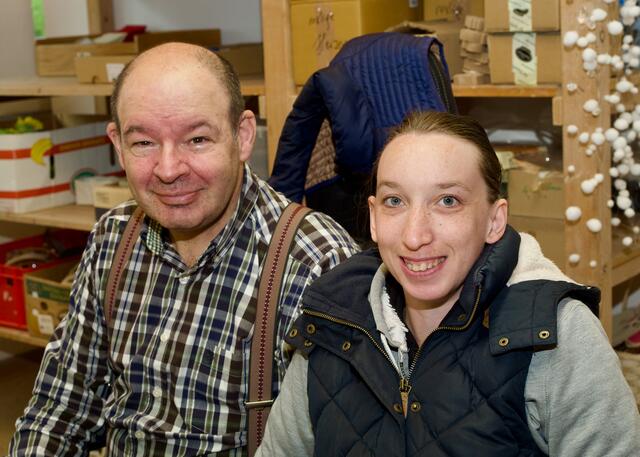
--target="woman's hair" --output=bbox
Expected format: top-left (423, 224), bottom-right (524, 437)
top-left (371, 111), bottom-right (502, 203)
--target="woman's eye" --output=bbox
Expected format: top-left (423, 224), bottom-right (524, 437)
top-left (440, 195), bottom-right (460, 207)
top-left (383, 196), bottom-right (403, 207)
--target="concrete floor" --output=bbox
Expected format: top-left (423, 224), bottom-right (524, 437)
top-left (0, 339), bottom-right (43, 454)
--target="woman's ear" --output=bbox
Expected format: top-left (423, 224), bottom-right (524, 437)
top-left (368, 195), bottom-right (378, 242)
top-left (486, 198), bottom-right (508, 244)
top-left (236, 110), bottom-right (256, 162)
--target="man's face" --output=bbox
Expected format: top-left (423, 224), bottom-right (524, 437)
top-left (368, 132), bottom-right (506, 311)
top-left (107, 63), bottom-right (254, 240)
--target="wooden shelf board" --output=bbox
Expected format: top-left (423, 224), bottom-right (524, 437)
top-left (0, 204), bottom-right (96, 231)
top-left (612, 242), bottom-right (640, 286)
top-left (452, 84), bottom-right (560, 98)
top-left (0, 75), bottom-right (265, 97)
top-left (0, 326), bottom-right (48, 348)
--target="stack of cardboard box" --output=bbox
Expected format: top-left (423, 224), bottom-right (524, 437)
top-left (454, 15), bottom-right (489, 85)
top-left (485, 0), bottom-right (561, 85)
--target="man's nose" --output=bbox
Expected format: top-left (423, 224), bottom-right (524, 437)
top-left (154, 144), bottom-right (188, 182)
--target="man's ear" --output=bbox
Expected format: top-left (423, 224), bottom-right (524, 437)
top-left (486, 198), bottom-right (508, 244)
top-left (368, 196), bottom-right (378, 243)
top-left (106, 122), bottom-right (125, 169)
top-left (236, 110), bottom-right (256, 162)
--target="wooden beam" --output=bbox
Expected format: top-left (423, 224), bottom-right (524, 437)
top-left (86, 0), bottom-right (114, 35)
top-left (261, 0), bottom-right (296, 172)
top-left (561, 1), bottom-right (614, 338)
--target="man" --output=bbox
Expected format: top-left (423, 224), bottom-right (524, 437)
top-left (9, 43), bottom-right (358, 456)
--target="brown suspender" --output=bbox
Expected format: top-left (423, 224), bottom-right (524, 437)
top-left (103, 203), bottom-right (311, 455)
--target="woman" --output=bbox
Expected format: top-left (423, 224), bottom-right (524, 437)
top-left (256, 111), bottom-right (640, 456)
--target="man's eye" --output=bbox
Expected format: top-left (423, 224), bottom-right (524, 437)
top-left (383, 196), bottom-right (403, 207)
top-left (440, 195), bottom-right (460, 207)
top-left (132, 140), bottom-right (152, 147)
top-left (190, 136), bottom-right (209, 145)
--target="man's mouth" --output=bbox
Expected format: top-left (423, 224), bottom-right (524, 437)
top-left (404, 257), bottom-right (446, 272)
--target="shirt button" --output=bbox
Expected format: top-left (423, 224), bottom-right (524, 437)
top-left (135, 430), bottom-right (145, 440)
top-left (179, 276), bottom-right (189, 285)
top-left (152, 386), bottom-right (163, 398)
top-left (160, 331), bottom-right (170, 342)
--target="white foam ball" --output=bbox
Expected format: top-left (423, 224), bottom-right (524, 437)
top-left (577, 36), bottom-right (590, 48)
top-left (612, 217), bottom-right (622, 227)
top-left (568, 253), bottom-right (581, 264)
top-left (589, 260), bottom-right (598, 268)
top-left (608, 21), bottom-right (624, 35)
top-left (633, 46), bottom-right (640, 57)
top-left (627, 130), bottom-right (638, 142)
top-left (605, 128), bottom-right (620, 141)
top-left (608, 199), bottom-right (615, 208)
top-left (625, 208), bottom-right (636, 218)
top-left (631, 58), bottom-right (640, 68)
top-left (615, 118), bottom-right (630, 130)
top-left (620, 189), bottom-right (631, 198)
top-left (586, 32), bottom-right (597, 44)
top-left (594, 173), bottom-right (604, 183)
top-left (563, 31), bottom-right (579, 47)
top-left (615, 178), bottom-right (628, 190)
top-left (631, 163), bottom-right (640, 175)
top-left (566, 82), bottom-right (578, 93)
top-left (591, 132), bottom-right (605, 145)
top-left (567, 164), bottom-right (576, 174)
top-left (608, 93), bottom-right (621, 104)
top-left (583, 60), bottom-right (598, 72)
top-left (623, 236), bottom-right (634, 247)
top-left (618, 164), bottom-right (631, 175)
top-left (617, 104), bottom-right (627, 113)
top-left (633, 120), bottom-right (640, 132)
top-left (567, 125), bottom-right (579, 135)
top-left (598, 53), bottom-right (612, 65)
top-left (624, 34), bottom-right (634, 44)
top-left (582, 48), bottom-right (597, 62)
top-left (610, 167), bottom-right (620, 177)
top-left (615, 60), bottom-right (625, 71)
top-left (578, 132), bottom-right (590, 144)
top-left (634, 226), bottom-right (640, 234)
top-left (613, 149), bottom-right (626, 162)
top-left (617, 79), bottom-right (634, 93)
top-left (587, 219), bottom-right (603, 233)
top-left (581, 179), bottom-right (597, 194)
top-left (590, 8), bottom-right (608, 22)
top-left (583, 99), bottom-right (599, 112)
top-left (565, 206), bottom-right (582, 221)
top-left (617, 195), bottom-right (633, 209)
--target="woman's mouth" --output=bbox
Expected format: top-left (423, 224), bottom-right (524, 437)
top-left (403, 257), bottom-right (446, 272)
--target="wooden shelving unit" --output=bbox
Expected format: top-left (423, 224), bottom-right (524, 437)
top-left (0, 75), bottom-right (265, 97)
top-left (0, 204), bottom-right (96, 231)
top-left (452, 84), bottom-right (559, 98)
top-left (0, 326), bottom-right (48, 348)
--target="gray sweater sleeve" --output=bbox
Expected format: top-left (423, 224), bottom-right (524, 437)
top-left (525, 298), bottom-right (640, 456)
top-left (255, 351), bottom-right (315, 457)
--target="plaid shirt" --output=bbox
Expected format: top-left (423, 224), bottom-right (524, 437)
top-left (10, 167), bottom-right (358, 456)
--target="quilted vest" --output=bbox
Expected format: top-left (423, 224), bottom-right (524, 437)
top-left (286, 228), bottom-right (600, 457)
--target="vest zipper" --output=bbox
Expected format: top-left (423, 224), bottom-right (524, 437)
top-left (303, 285), bottom-right (482, 418)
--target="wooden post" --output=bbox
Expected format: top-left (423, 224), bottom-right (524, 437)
top-left (87, 0), bottom-right (114, 35)
top-left (261, 0), bottom-right (296, 172)
top-left (561, 1), bottom-right (613, 338)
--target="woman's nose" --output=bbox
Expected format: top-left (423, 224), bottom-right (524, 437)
top-left (402, 208), bottom-right (434, 250)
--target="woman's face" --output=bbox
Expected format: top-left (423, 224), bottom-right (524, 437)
top-left (368, 132), bottom-right (507, 312)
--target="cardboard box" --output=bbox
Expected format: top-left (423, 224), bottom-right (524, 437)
top-left (36, 29), bottom-right (221, 76)
top-left (424, 0), bottom-right (484, 22)
top-left (507, 167), bottom-right (564, 219)
top-left (74, 175), bottom-right (120, 205)
top-left (290, 0), bottom-right (420, 85)
top-left (485, 0), bottom-right (560, 32)
top-left (24, 261), bottom-right (77, 339)
top-left (214, 43), bottom-right (264, 76)
top-left (0, 114), bottom-right (122, 213)
top-left (74, 55), bottom-right (134, 83)
top-left (93, 180), bottom-right (133, 219)
top-left (488, 32), bottom-right (561, 84)
top-left (508, 215), bottom-right (564, 268)
top-left (387, 20), bottom-right (464, 79)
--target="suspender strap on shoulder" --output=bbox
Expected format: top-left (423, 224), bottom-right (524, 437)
top-left (104, 207), bottom-right (144, 328)
top-left (246, 202), bottom-right (312, 456)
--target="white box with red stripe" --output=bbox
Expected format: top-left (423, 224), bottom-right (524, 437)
top-left (0, 120), bottom-right (122, 213)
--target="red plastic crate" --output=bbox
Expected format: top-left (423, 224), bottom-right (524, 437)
top-left (0, 231), bottom-right (87, 329)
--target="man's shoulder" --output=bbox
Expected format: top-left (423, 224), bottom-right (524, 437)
top-left (92, 199), bottom-right (139, 242)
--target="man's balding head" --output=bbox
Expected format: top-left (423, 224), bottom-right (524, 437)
top-left (109, 42), bottom-right (244, 135)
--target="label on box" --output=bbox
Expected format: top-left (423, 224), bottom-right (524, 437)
top-left (37, 312), bottom-right (55, 335)
top-left (512, 33), bottom-right (537, 85)
top-left (106, 63), bottom-right (126, 82)
top-left (508, 0), bottom-right (533, 31)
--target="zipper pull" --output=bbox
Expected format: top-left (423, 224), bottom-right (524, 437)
top-left (399, 377), bottom-right (412, 418)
